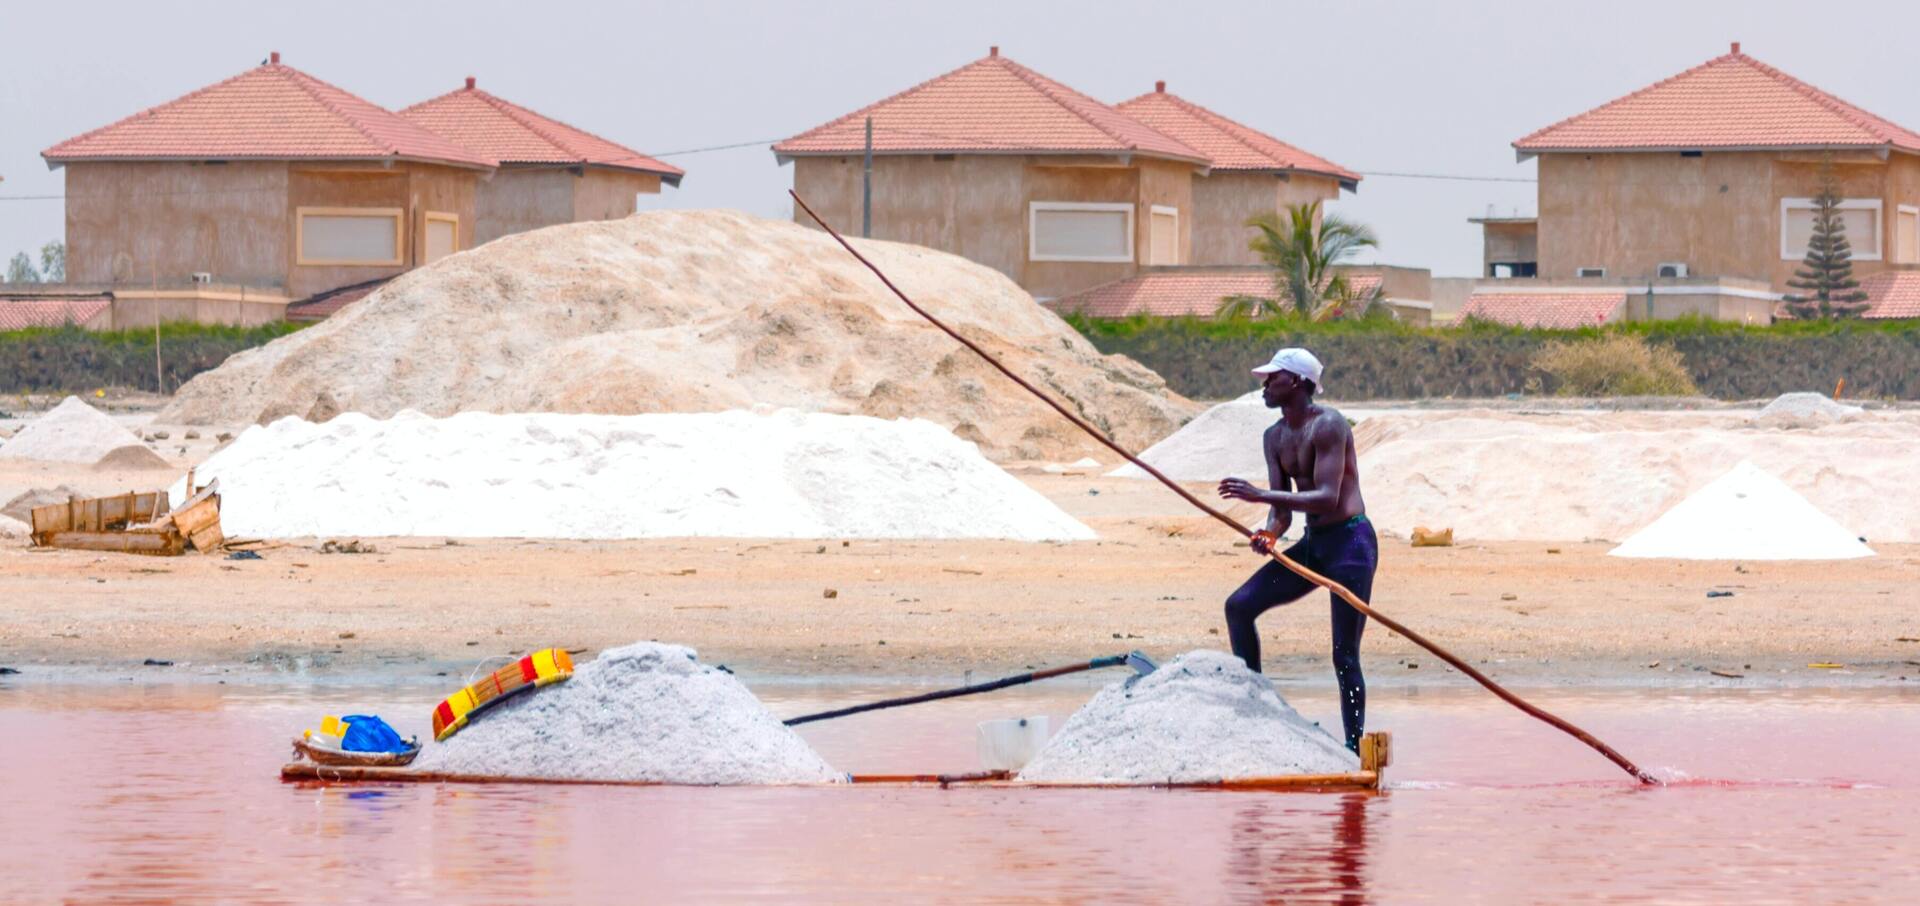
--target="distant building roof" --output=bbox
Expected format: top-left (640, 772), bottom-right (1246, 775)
top-left (402, 79), bottom-right (682, 184)
top-left (1515, 44), bottom-right (1920, 157)
top-left (1050, 269), bottom-right (1382, 319)
top-left (1461, 291), bottom-right (1626, 328)
top-left (1115, 84), bottom-right (1359, 188)
top-left (1861, 271), bottom-right (1920, 319)
top-left (42, 54), bottom-right (494, 170)
top-left (774, 48), bottom-right (1208, 165)
top-left (284, 277), bottom-right (392, 323)
top-left (0, 294), bottom-right (111, 331)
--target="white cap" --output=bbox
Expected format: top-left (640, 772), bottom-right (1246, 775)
top-left (1251, 347), bottom-right (1324, 391)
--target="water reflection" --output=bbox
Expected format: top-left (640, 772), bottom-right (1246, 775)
top-left (1223, 792), bottom-right (1374, 905)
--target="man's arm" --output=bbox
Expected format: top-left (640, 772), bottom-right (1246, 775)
top-left (1264, 427), bottom-right (1293, 537)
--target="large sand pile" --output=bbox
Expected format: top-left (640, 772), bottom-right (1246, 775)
top-left (1114, 397), bottom-right (1920, 543)
top-left (1357, 409), bottom-right (1920, 543)
top-left (158, 210), bottom-right (1194, 461)
top-left (0, 397), bottom-right (145, 463)
top-left (169, 408), bottom-right (1094, 541)
top-left (411, 643), bottom-right (840, 784)
top-left (1017, 650), bottom-right (1356, 783)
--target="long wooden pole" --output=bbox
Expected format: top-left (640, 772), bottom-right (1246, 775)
top-left (784, 654), bottom-right (1134, 726)
top-left (790, 189), bottom-right (1658, 785)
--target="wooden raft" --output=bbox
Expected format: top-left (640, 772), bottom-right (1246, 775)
top-left (28, 479), bottom-right (222, 556)
top-left (281, 732), bottom-right (1391, 793)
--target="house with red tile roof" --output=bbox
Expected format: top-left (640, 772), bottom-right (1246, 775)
top-left (40, 53), bottom-right (496, 325)
top-left (775, 48), bottom-right (1355, 301)
top-left (1860, 270), bottom-right (1920, 319)
top-left (1048, 265), bottom-right (1432, 325)
top-left (402, 78), bottom-right (683, 246)
top-left (1470, 43), bottom-right (1920, 326)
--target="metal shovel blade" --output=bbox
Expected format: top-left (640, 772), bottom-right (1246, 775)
top-left (1125, 650), bottom-right (1158, 675)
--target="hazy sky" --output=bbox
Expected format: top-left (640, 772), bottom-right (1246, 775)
top-left (4, 0), bottom-right (1918, 278)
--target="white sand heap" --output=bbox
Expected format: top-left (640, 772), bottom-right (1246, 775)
top-left (410, 643), bottom-right (840, 784)
top-left (1112, 392), bottom-right (1270, 481)
top-left (170, 408), bottom-right (1095, 541)
top-left (1127, 402), bottom-right (1920, 543)
top-left (0, 396), bottom-right (146, 463)
top-left (1017, 650), bottom-right (1357, 783)
top-left (1609, 461), bottom-right (1873, 560)
top-left (0, 514), bottom-right (28, 539)
top-left (1750, 392), bottom-right (1863, 430)
top-left (157, 209), bottom-right (1195, 461)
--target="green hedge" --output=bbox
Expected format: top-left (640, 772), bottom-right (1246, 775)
top-left (1067, 314), bottom-right (1920, 400)
top-left (0, 323), bottom-right (303, 394)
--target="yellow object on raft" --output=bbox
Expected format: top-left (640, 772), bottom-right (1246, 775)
top-left (432, 648), bottom-right (574, 742)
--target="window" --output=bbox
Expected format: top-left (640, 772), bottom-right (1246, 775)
top-left (423, 211), bottom-right (459, 264)
top-left (1148, 205), bottom-right (1179, 266)
top-left (1780, 198), bottom-right (1882, 261)
top-left (1029, 202), bottom-right (1134, 263)
top-left (1897, 205), bottom-right (1919, 265)
top-left (1576, 267), bottom-right (1606, 278)
top-left (297, 207), bottom-right (404, 266)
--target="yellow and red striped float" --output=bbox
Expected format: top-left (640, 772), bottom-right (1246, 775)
top-left (432, 648), bottom-right (574, 742)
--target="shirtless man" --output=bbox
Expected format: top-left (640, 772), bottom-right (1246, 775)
top-left (1216, 347), bottom-right (1376, 753)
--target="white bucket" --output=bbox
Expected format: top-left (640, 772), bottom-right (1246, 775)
top-left (976, 715), bottom-right (1049, 772)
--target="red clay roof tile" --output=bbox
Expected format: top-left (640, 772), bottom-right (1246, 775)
top-left (402, 82), bottom-right (683, 182)
top-left (42, 60), bottom-right (494, 169)
top-left (1516, 47), bottom-right (1920, 155)
top-left (1461, 291), bottom-right (1626, 329)
top-left (1861, 271), bottom-right (1920, 319)
top-left (0, 295), bottom-right (111, 331)
top-left (774, 51), bottom-right (1208, 164)
top-left (1116, 88), bottom-right (1359, 185)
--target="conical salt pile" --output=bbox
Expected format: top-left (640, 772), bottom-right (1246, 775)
top-left (1609, 461), bottom-right (1873, 560)
top-left (0, 396), bottom-right (147, 463)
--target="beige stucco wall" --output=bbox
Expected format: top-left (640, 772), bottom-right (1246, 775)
top-left (473, 169), bottom-right (575, 246)
top-left (1536, 150), bottom-right (1920, 291)
top-left (472, 167), bottom-right (664, 247)
top-left (791, 153), bottom-right (1207, 300)
top-left (285, 163), bottom-right (477, 299)
top-left (1188, 171), bottom-right (1342, 266)
top-left (65, 161), bottom-right (290, 288)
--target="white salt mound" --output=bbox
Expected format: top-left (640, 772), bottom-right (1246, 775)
top-left (1609, 460), bottom-right (1873, 560)
top-left (0, 397), bottom-right (146, 463)
top-left (170, 408), bottom-right (1095, 541)
top-left (1017, 650), bottom-right (1356, 783)
top-left (410, 642), bottom-right (840, 784)
top-left (1751, 392), bottom-right (1863, 430)
top-left (1112, 392), bottom-right (1271, 481)
top-left (0, 514), bottom-right (28, 539)
top-left (157, 209), bottom-right (1195, 462)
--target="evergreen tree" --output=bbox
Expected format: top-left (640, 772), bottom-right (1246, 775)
top-left (1782, 158), bottom-right (1870, 319)
top-left (5, 252), bottom-right (38, 284)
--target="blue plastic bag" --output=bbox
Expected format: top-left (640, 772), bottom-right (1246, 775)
top-left (339, 714), bottom-right (412, 753)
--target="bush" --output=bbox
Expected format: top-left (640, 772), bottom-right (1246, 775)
top-left (0, 322), bottom-right (303, 393)
top-left (1531, 335), bottom-right (1699, 396)
top-left (1066, 314), bottom-right (1920, 400)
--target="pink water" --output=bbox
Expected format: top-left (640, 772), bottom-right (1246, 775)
top-left (4, 680), bottom-right (1917, 903)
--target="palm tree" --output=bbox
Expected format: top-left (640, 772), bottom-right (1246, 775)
top-left (1217, 201), bottom-right (1380, 320)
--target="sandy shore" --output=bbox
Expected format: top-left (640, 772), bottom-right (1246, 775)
top-left (5, 464), bottom-right (1917, 687)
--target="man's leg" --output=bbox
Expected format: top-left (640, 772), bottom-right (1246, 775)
top-left (1224, 552), bottom-right (1316, 673)
top-left (1323, 526), bottom-right (1379, 752)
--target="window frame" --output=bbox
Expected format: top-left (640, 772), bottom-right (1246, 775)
top-left (422, 210), bottom-right (461, 264)
top-left (1575, 266), bottom-right (1607, 278)
top-left (1896, 204), bottom-right (1920, 265)
top-left (1779, 197), bottom-right (1883, 262)
top-left (295, 206), bottom-right (406, 267)
top-left (1028, 201), bottom-right (1136, 264)
top-left (1147, 204), bottom-right (1180, 266)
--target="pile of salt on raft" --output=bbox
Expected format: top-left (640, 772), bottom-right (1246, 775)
top-left (1017, 650), bottom-right (1357, 783)
top-left (409, 643), bottom-right (840, 784)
